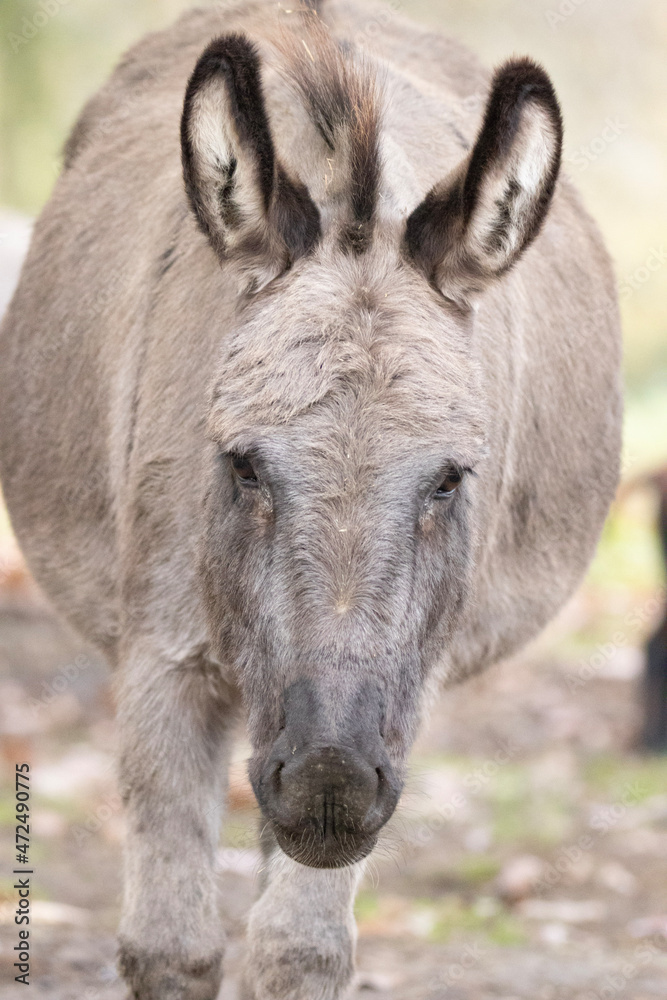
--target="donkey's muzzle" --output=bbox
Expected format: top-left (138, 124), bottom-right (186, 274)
top-left (256, 741), bottom-right (401, 868)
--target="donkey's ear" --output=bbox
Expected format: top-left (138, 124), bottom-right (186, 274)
top-left (181, 34), bottom-right (320, 289)
top-left (405, 58), bottom-right (562, 306)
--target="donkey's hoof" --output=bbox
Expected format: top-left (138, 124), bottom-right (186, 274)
top-left (241, 942), bottom-right (355, 1000)
top-left (118, 943), bottom-right (223, 1000)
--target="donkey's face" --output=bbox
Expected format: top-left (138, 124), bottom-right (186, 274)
top-left (182, 31), bottom-right (562, 866)
top-left (203, 251), bottom-right (485, 865)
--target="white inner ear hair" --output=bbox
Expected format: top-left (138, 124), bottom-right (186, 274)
top-left (466, 100), bottom-right (558, 271)
top-left (189, 79), bottom-right (269, 240)
top-left (191, 82), bottom-right (236, 186)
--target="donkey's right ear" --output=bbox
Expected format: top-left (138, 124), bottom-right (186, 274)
top-left (181, 34), bottom-right (321, 288)
top-left (405, 58), bottom-right (562, 308)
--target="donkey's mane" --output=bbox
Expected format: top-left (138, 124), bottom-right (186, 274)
top-left (274, 11), bottom-right (382, 253)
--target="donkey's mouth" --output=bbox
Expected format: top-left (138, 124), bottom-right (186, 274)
top-left (267, 778), bottom-right (394, 868)
top-left (250, 681), bottom-right (404, 867)
top-left (253, 739), bottom-right (402, 868)
top-left (271, 819), bottom-right (379, 869)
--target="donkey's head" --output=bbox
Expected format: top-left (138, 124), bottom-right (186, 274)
top-left (181, 28), bottom-right (562, 867)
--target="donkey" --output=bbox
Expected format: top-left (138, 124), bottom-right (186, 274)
top-left (0, 1), bottom-right (622, 997)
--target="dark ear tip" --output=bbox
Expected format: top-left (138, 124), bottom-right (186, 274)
top-left (491, 56), bottom-right (563, 131)
top-left (493, 56), bottom-right (554, 88)
top-left (192, 32), bottom-right (259, 75)
top-left (182, 33), bottom-right (262, 144)
top-left (181, 29), bottom-right (276, 220)
top-left (183, 33), bottom-right (261, 106)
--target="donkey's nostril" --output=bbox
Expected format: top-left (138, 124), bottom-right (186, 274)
top-left (271, 760), bottom-right (284, 792)
top-left (375, 767), bottom-right (389, 801)
top-left (356, 762), bottom-right (400, 835)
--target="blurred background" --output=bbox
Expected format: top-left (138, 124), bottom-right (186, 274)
top-left (0, 0), bottom-right (666, 997)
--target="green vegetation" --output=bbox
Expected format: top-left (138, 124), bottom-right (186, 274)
top-left (220, 814), bottom-right (258, 849)
top-left (355, 889), bottom-right (526, 946)
top-left (0, 0), bottom-right (189, 213)
top-left (455, 854), bottom-right (501, 885)
top-left (354, 888), bottom-right (380, 923)
top-left (583, 753), bottom-right (667, 802)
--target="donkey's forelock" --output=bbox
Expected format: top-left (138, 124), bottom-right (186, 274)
top-left (207, 242), bottom-right (486, 459)
top-left (271, 12), bottom-right (382, 253)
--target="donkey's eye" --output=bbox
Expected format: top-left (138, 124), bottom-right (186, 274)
top-left (435, 469), bottom-right (462, 498)
top-left (230, 453), bottom-right (259, 486)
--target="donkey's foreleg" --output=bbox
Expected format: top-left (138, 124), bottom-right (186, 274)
top-left (116, 646), bottom-right (237, 1000)
top-left (243, 849), bottom-right (365, 1000)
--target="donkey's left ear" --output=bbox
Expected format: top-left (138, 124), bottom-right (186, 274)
top-left (181, 33), bottom-right (321, 291)
top-left (405, 58), bottom-right (563, 307)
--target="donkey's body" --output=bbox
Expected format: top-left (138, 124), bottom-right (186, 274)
top-left (0, 1), bottom-right (621, 997)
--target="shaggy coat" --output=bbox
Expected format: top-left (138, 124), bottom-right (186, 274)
top-left (0, 1), bottom-right (622, 997)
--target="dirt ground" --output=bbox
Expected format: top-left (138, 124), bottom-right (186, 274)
top-left (1, 570), bottom-right (667, 999)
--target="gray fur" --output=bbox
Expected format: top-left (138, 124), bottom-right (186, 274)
top-left (0, 1), bottom-right (622, 997)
